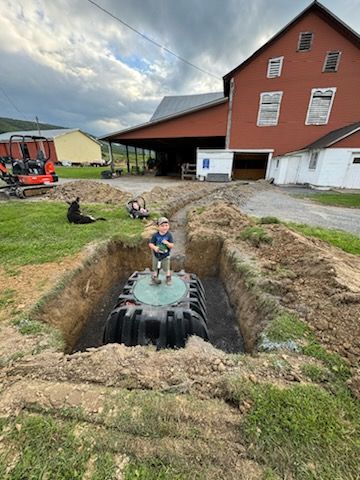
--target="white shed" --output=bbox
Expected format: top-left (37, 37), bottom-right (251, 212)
top-left (268, 122), bottom-right (360, 189)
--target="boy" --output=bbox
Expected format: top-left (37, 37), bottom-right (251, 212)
top-left (148, 217), bottom-right (174, 285)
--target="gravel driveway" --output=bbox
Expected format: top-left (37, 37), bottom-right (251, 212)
top-left (242, 187), bottom-right (360, 236)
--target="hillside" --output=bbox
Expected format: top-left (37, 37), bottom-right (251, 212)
top-left (0, 116), bottom-right (64, 134)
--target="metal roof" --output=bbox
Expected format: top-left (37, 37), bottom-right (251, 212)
top-left (99, 93), bottom-right (227, 141)
top-left (150, 92), bottom-right (224, 121)
top-left (305, 122), bottom-right (360, 149)
top-left (0, 128), bottom-right (101, 144)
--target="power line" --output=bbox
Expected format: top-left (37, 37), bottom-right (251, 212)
top-left (86, 0), bottom-right (221, 80)
top-left (0, 85), bottom-right (23, 115)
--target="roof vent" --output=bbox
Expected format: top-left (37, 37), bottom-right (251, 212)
top-left (298, 32), bottom-right (313, 51)
top-left (323, 51), bottom-right (341, 72)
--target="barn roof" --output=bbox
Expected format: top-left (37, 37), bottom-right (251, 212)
top-left (151, 92), bottom-right (224, 121)
top-left (99, 93), bottom-right (226, 141)
top-left (304, 121), bottom-right (360, 149)
top-left (223, 1), bottom-right (360, 96)
top-left (0, 129), bottom-right (100, 144)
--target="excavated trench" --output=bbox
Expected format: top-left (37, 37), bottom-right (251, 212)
top-left (33, 238), bottom-right (267, 355)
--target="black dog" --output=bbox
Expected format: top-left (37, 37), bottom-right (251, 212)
top-left (67, 197), bottom-right (106, 224)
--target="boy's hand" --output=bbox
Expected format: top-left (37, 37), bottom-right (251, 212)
top-left (162, 240), bottom-right (170, 246)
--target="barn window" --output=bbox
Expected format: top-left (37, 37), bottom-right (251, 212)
top-left (297, 32), bottom-right (313, 51)
top-left (257, 91), bottom-right (283, 126)
top-left (267, 57), bottom-right (284, 78)
top-left (323, 51), bottom-right (341, 72)
top-left (305, 88), bottom-right (336, 125)
top-left (309, 151), bottom-right (319, 170)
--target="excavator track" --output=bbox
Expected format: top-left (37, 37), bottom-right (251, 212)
top-left (20, 184), bottom-right (56, 198)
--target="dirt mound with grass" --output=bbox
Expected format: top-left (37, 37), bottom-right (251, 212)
top-left (187, 203), bottom-right (360, 366)
top-left (46, 180), bottom-right (132, 204)
top-left (1, 181), bottom-right (359, 479)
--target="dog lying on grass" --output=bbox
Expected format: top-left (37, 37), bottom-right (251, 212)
top-left (67, 197), bottom-right (106, 224)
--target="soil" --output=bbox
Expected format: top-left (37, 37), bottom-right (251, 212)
top-left (1, 179), bottom-right (359, 424)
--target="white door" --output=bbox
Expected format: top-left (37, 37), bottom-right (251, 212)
top-left (285, 156), bottom-right (301, 184)
top-left (342, 154), bottom-right (360, 188)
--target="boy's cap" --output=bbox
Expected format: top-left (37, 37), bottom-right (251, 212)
top-left (158, 217), bottom-right (169, 225)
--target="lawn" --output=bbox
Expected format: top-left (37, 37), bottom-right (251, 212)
top-left (0, 201), bottom-right (144, 267)
top-left (302, 192), bottom-right (360, 208)
top-left (287, 222), bottom-right (360, 255)
top-left (55, 166), bottom-right (110, 179)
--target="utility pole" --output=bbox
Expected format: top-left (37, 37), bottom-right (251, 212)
top-left (35, 116), bottom-right (42, 136)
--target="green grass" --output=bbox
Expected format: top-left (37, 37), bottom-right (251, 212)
top-left (303, 192), bottom-right (360, 208)
top-left (55, 166), bottom-right (110, 179)
top-left (224, 380), bottom-right (360, 480)
top-left (287, 222), bottom-right (360, 255)
top-left (0, 414), bottom-right (91, 479)
top-left (264, 312), bottom-right (312, 343)
top-left (0, 288), bottom-right (16, 309)
top-left (0, 202), bottom-right (144, 267)
top-left (237, 226), bottom-right (273, 247)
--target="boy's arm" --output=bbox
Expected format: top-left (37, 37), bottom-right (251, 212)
top-left (162, 239), bottom-right (174, 249)
top-left (149, 242), bottom-right (160, 253)
top-left (162, 233), bottom-right (174, 249)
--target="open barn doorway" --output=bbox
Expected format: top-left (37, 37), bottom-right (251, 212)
top-left (233, 152), bottom-right (270, 180)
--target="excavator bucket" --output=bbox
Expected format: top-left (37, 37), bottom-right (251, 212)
top-left (103, 271), bottom-right (209, 349)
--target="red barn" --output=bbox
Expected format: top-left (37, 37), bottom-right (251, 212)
top-left (100, 1), bottom-right (360, 187)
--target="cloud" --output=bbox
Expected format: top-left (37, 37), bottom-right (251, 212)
top-left (0, 0), bottom-right (359, 135)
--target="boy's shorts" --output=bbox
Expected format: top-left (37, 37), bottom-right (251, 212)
top-left (152, 255), bottom-right (170, 273)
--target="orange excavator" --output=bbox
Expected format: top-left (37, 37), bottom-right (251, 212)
top-left (0, 134), bottom-right (58, 198)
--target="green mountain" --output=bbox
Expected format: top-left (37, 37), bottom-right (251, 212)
top-left (0, 117), bottom-right (64, 134)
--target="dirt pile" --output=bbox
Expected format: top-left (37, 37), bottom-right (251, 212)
top-left (46, 180), bottom-right (131, 204)
top-left (187, 203), bottom-right (360, 366)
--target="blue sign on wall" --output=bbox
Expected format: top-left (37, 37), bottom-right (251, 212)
top-left (203, 158), bottom-right (210, 169)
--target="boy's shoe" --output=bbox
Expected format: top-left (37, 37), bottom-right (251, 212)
top-left (151, 276), bottom-right (161, 285)
top-left (166, 275), bottom-right (172, 285)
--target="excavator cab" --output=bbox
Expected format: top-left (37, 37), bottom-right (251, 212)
top-left (0, 135), bottom-right (58, 197)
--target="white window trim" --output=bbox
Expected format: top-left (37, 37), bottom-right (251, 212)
top-left (305, 87), bottom-right (336, 125)
top-left (322, 51), bottom-right (341, 72)
top-left (297, 32), bottom-right (314, 51)
top-left (308, 150), bottom-right (319, 170)
top-left (257, 91), bottom-right (283, 127)
top-left (267, 56), bottom-right (284, 78)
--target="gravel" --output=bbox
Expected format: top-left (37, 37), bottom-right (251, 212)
top-left (241, 188), bottom-right (360, 236)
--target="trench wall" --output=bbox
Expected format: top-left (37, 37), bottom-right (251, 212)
top-left (32, 240), bottom-right (149, 351)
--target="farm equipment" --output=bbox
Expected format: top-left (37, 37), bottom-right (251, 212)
top-left (103, 270), bottom-right (209, 349)
top-left (0, 135), bottom-right (58, 198)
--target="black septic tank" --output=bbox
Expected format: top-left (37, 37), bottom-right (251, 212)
top-left (103, 270), bottom-right (209, 349)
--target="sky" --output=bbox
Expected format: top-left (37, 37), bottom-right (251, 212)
top-left (0, 0), bottom-right (359, 137)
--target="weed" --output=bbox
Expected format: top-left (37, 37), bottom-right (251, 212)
top-left (237, 226), bottom-right (273, 247)
top-left (0, 413), bottom-right (91, 479)
top-left (265, 312), bottom-right (312, 343)
top-left (300, 363), bottom-right (331, 383)
top-left (124, 460), bottom-right (187, 480)
top-left (0, 288), bottom-right (15, 309)
top-left (259, 216), bottom-right (280, 224)
top-left (12, 314), bottom-right (64, 350)
top-left (223, 380), bottom-right (360, 480)
top-left (302, 342), bottom-right (351, 382)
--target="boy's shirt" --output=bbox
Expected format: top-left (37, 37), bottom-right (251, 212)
top-left (149, 231), bottom-right (174, 259)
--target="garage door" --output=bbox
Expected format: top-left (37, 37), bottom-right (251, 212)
top-left (233, 153), bottom-right (269, 180)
